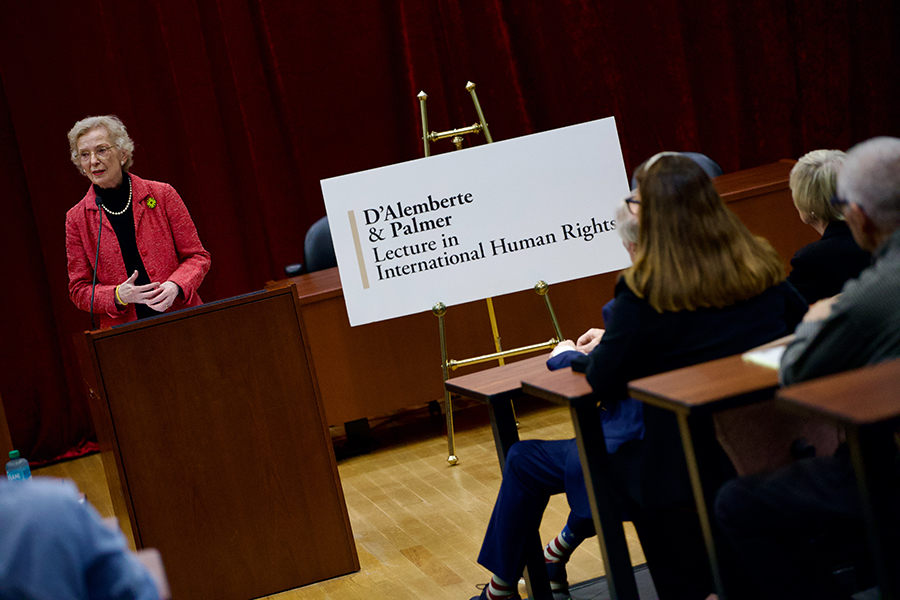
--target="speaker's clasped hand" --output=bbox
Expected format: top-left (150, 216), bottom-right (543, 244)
top-left (115, 271), bottom-right (160, 305)
top-left (146, 281), bottom-right (181, 312)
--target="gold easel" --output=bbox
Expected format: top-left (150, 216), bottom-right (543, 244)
top-left (419, 82), bottom-right (565, 464)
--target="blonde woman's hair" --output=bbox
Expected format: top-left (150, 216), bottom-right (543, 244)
top-left (67, 115), bottom-right (135, 174)
top-left (622, 154), bottom-right (785, 312)
top-left (789, 149), bottom-right (846, 224)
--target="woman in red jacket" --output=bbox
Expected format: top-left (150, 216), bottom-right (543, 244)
top-left (65, 115), bottom-right (210, 328)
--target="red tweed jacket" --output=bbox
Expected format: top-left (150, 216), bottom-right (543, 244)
top-left (66, 173), bottom-right (211, 328)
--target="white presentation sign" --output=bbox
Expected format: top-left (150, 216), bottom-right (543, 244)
top-left (321, 117), bottom-right (632, 326)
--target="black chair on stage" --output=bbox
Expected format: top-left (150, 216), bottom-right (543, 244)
top-left (284, 216), bottom-right (337, 276)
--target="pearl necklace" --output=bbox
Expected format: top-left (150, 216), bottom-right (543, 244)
top-left (101, 176), bottom-right (133, 216)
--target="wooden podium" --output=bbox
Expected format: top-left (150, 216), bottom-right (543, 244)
top-left (76, 285), bottom-right (358, 600)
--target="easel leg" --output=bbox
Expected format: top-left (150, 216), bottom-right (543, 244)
top-left (433, 303), bottom-right (458, 465)
top-left (485, 297), bottom-right (520, 427)
top-left (445, 388), bottom-right (458, 465)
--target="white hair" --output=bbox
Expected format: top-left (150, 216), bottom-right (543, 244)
top-left (838, 137), bottom-right (900, 229)
top-left (67, 115), bottom-right (135, 173)
top-left (615, 199), bottom-right (639, 244)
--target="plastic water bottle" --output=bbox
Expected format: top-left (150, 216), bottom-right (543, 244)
top-left (6, 450), bottom-right (31, 482)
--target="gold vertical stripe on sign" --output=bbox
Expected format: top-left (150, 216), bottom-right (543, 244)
top-left (348, 210), bottom-right (370, 289)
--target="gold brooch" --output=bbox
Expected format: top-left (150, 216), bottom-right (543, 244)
top-left (147, 197), bottom-right (157, 209)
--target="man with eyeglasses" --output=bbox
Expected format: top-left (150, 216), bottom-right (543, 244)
top-left (715, 136), bottom-right (900, 600)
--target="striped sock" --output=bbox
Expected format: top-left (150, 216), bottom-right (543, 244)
top-left (545, 524), bottom-right (586, 592)
top-left (486, 575), bottom-right (517, 599)
top-left (544, 529), bottom-right (575, 563)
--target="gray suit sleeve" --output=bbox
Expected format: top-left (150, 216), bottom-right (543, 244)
top-left (779, 319), bottom-right (826, 385)
top-left (779, 296), bottom-right (876, 386)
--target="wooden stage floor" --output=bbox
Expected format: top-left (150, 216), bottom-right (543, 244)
top-left (35, 398), bottom-right (645, 600)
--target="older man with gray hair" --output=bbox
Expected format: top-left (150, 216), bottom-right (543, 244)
top-left (715, 136), bottom-right (900, 600)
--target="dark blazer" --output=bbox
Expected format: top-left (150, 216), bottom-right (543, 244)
top-left (572, 279), bottom-right (807, 507)
top-left (787, 220), bottom-right (871, 304)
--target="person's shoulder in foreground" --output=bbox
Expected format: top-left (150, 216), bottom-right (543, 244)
top-left (0, 477), bottom-right (159, 600)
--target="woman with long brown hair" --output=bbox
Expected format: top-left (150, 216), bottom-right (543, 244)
top-left (471, 154), bottom-right (806, 600)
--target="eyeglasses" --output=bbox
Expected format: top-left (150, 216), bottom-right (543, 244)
top-left (830, 194), bottom-right (850, 211)
top-left (77, 145), bottom-right (115, 163)
top-left (625, 195), bottom-right (641, 215)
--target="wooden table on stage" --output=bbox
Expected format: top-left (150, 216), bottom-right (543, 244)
top-left (270, 161), bottom-right (813, 430)
top-left (777, 359), bottom-right (900, 600)
top-left (444, 354), bottom-right (554, 600)
top-left (76, 285), bottom-right (358, 600)
top-left (269, 263), bottom-right (620, 429)
top-left (627, 354), bottom-right (781, 598)
top-left (520, 368), bottom-right (640, 600)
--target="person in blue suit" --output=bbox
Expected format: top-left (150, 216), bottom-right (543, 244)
top-left (0, 477), bottom-right (160, 600)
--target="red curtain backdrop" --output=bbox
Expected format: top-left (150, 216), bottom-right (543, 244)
top-left (1, 0), bottom-right (898, 463)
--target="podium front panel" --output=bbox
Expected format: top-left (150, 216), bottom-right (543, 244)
top-left (85, 287), bottom-right (357, 600)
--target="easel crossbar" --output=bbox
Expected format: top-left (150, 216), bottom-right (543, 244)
top-left (448, 339), bottom-right (560, 370)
